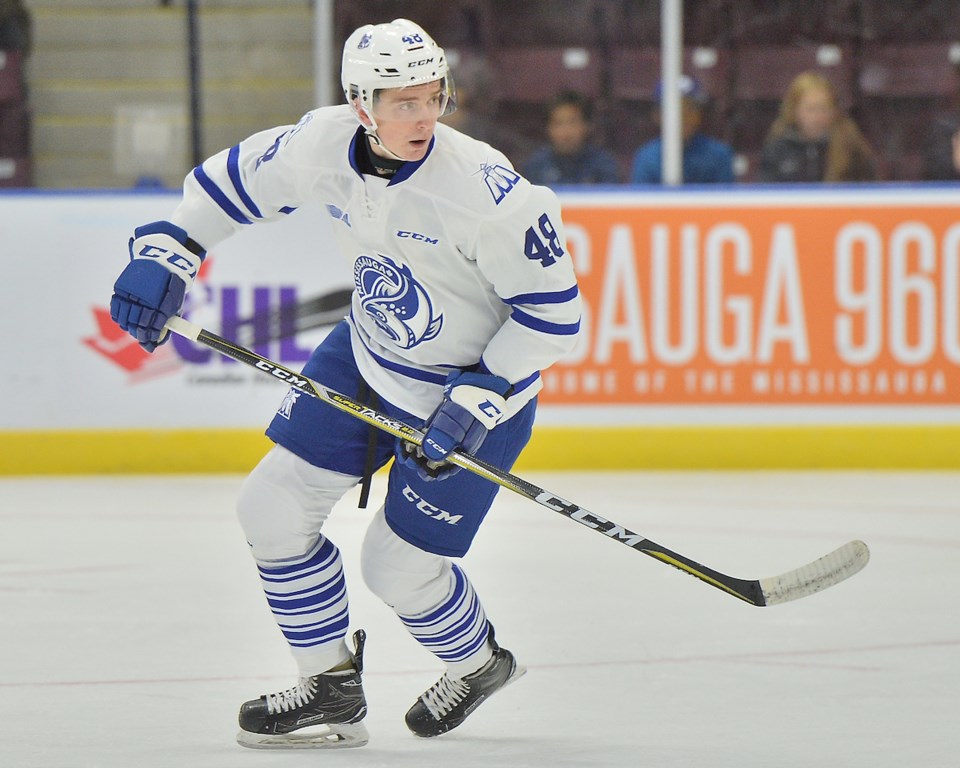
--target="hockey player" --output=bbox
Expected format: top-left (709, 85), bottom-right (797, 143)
top-left (109, 19), bottom-right (581, 749)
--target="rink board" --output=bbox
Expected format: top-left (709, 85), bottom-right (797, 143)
top-left (3, 424), bottom-right (960, 475)
top-left (3, 186), bottom-right (960, 473)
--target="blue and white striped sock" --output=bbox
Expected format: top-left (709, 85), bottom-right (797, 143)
top-left (398, 564), bottom-right (493, 678)
top-left (255, 535), bottom-right (351, 675)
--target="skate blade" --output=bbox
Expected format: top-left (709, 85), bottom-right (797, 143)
top-left (409, 663), bottom-right (529, 739)
top-left (507, 664), bottom-right (527, 687)
top-left (236, 722), bottom-right (369, 750)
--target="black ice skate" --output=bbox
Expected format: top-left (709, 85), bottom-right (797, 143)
top-left (405, 635), bottom-right (525, 738)
top-left (237, 629), bottom-right (368, 749)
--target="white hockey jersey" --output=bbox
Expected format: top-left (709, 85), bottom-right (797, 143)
top-left (171, 105), bottom-right (582, 419)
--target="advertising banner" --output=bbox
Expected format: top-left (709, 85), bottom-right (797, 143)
top-left (548, 189), bottom-right (960, 415)
top-left (3, 188), bottom-right (960, 438)
top-left (1, 192), bottom-right (350, 431)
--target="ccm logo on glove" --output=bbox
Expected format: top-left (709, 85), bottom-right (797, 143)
top-left (136, 242), bottom-right (202, 278)
top-left (397, 370), bottom-right (513, 482)
top-left (110, 220), bottom-right (206, 352)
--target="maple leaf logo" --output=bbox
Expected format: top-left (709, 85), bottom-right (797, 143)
top-left (82, 306), bottom-right (182, 380)
top-left (84, 258), bottom-right (215, 380)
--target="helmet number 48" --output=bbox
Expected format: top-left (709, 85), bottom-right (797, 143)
top-left (524, 213), bottom-right (566, 268)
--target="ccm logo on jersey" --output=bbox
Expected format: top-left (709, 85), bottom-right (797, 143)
top-left (397, 230), bottom-right (438, 245)
top-left (402, 485), bottom-right (463, 525)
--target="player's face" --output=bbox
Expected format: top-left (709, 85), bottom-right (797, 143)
top-left (547, 104), bottom-right (589, 156)
top-left (368, 81), bottom-right (445, 161)
top-left (795, 87), bottom-right (835, 140)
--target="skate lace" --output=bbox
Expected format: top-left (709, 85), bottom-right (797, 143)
top-left (420, 674), bottom-right (470, 720)
top-left (265, 677), bottom-right (318, 715)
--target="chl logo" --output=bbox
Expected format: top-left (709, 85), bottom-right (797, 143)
top-left (402, 485), bottom-right (463, 525)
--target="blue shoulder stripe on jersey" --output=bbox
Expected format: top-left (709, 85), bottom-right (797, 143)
top-left (509, 307), bottom-right (581, 336)
top-left (279, 206), bottom-right (298, 214)
top-left (192, 165), bottom-right (252, 225)
top-left (227, 144), bottom-right (263, 220)
top-left (504, 285), bottom-right (580, 306)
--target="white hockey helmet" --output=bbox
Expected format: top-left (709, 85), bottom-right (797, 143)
top-left (341, 18), bottom-right (456, 132)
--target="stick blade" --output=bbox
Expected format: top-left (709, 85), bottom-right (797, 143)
top-left (759, 540), bottom-right (870, 606)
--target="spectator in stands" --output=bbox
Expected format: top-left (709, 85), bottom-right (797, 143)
top-left (521, 90), bottom-right (619, 186)
top-left (630, 76), bottom-right (734, 184)
top-left (759, 71), bottom-right (877, 182)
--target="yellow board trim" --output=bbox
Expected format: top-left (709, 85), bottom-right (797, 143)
top-left (2, 425), bottom-right (960, 475)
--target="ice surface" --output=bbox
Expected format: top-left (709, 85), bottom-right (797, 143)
top-left (1, 470), bottom-right (956, 767)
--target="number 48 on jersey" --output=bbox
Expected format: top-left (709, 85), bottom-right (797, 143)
top-left (524, 213), bottom-right (566, 267)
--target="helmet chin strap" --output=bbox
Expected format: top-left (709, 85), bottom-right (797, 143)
top-left (365, 128), bottom-right (407, 163)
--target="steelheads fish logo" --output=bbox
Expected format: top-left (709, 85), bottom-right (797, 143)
top-left (353, 254), bottom-right (443, 349)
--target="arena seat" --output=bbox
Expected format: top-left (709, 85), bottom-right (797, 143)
top-left (0, 104), bottom-right (29, 156)
top-left (859, 42), bottom-right (959, 98)
top-left (492, 0), bottom-right (612, 47)
top-left (490, 47), bottom-right (603, 102)
top-left (728, 0), bottom-right (860, 45)
top-left (732, 43), bottom-right (855, 106)
top-left (857, 43), bottom-right (960, 182)
top-left (0, 50), bottom-right (24, 105)
top-left (610, 45), bottom-right (730, 105)
top-left (858, 0), bottom-right (960, 44)
top-left (0, 155), bottom-right (30, 187)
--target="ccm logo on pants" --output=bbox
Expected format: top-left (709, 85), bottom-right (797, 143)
top-left (402, 485), bottom-right (463, 525)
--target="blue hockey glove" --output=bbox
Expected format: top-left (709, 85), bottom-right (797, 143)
top-left (398, 370), bottom-right (512, 481)
top-left (110, 221), bottom-right (205, 352)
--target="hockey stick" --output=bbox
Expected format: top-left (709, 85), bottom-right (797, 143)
top-left (165, 315), bottom-right (870, 607)
top-left (234, 287), bottom-right (353, 347)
